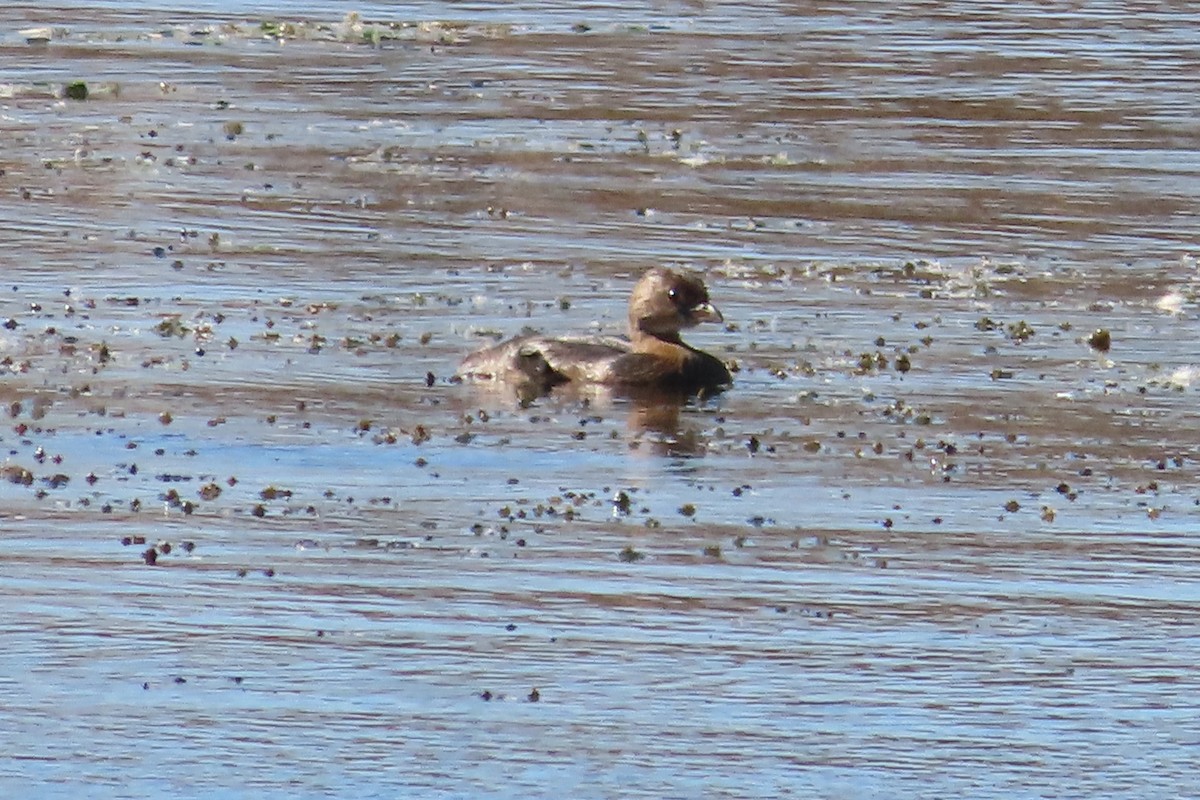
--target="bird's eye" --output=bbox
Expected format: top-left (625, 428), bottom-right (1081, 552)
top-left (668, 288), bottom-right (678, 300)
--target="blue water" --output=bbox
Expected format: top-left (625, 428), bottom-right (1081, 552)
top-left (3, 2), bottom-right (1200, 798)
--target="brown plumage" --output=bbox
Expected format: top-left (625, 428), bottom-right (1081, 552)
top-left (458, 267), bottom-right (731, 394)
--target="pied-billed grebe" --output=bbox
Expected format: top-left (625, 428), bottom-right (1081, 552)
top-left (458, 267), bottom-right (731, 393)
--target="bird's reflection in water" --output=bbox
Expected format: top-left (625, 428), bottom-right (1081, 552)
top-left (462, 379), bottom-right (724, 458)
top-left (620, 385), bottom-right (722, 458)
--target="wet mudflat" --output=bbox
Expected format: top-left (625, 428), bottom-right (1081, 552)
top-left (2, 2), bottom-right (1200, 798)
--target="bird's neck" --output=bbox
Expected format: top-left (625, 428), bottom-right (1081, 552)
top-left (633, 327), bottom-right (685, 345)
top-left (630, 329), bottom-right (690, 358)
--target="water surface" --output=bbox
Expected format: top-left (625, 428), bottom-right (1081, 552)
top-left (1, 3), bottom-right (1199, 798)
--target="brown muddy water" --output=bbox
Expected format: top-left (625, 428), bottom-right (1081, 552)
top-left (2, 2), bottom-right (1200, 798)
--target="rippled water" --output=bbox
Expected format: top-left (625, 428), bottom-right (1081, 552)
top-left (2, 2), bottom-right (1199, 798)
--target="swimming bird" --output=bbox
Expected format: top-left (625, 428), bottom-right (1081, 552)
top-left (458, 267), bottom-right (731, 395)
